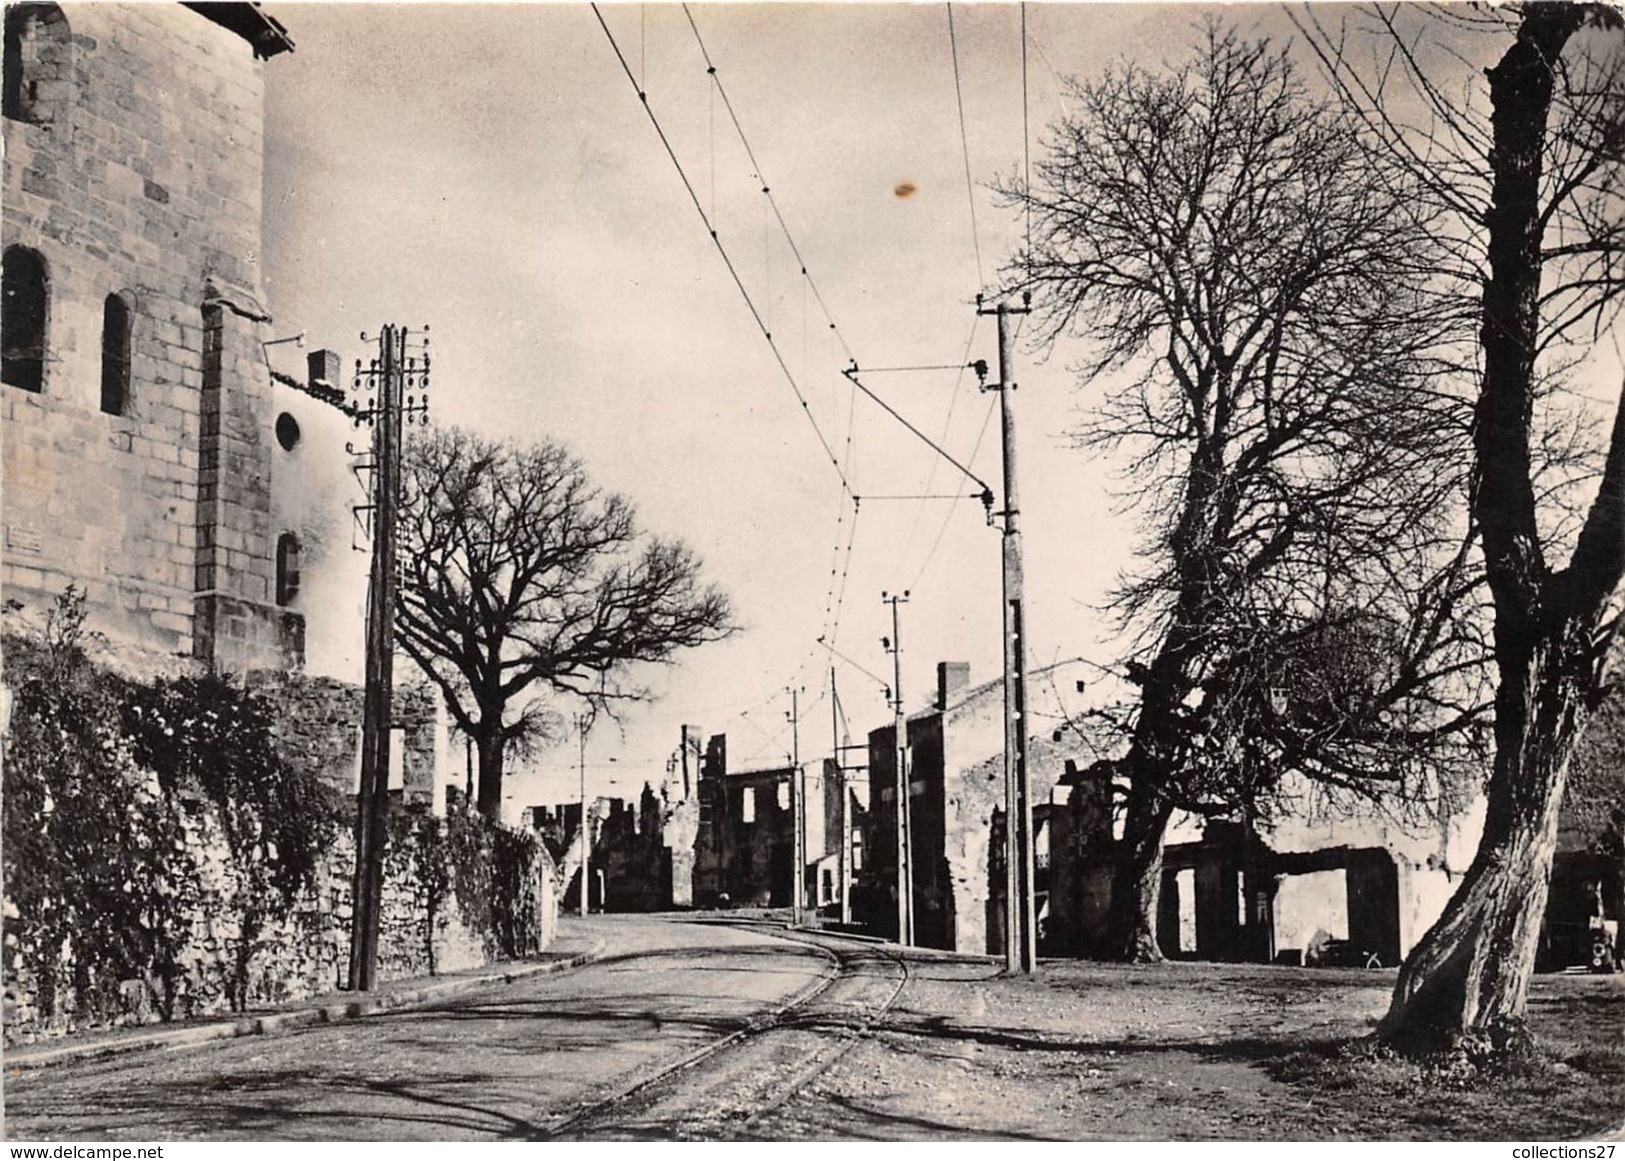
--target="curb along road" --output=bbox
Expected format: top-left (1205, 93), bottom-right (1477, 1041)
top-left (3, 940), bottom-right (607, 1074)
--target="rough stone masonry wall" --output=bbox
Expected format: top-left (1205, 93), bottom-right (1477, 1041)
top-left (1, 4), bottom-right (282, 671)
top-left (4, 812), bottom-right (548, 1044)
top-left (248, 670), bottom-right (440, 806)
top-left (0, 636), bottom-right (511, 1043)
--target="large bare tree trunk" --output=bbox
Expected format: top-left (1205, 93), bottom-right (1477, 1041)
top-left (1380, 633), bottom-right (1588, 1055)
top-left (1104, 609), bottom-right (1203, 963)
top-left (1106, 779), bottom-right (1174, 962)
top-left (1380, 5), bottom-right (1625, 1056)
top-left (475, 727), bottom-right (506, 821)
top-left (1102, 439), bottom-right (1224, 962)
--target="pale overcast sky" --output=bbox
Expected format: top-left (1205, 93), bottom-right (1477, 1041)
top-left (259, 3), bottom-right (1621, 820)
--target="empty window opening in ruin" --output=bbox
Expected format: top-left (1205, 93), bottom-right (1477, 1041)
top-left (276, 412), bottom-right (301, 451)
top-left (101, 292), bottom-right (134, 416)
top-left (3, 4), bottom-right (71, 125)
top-left (276, 532), bottom-right (301, 606)
top-left (2, 246), bottom-right (48, 393)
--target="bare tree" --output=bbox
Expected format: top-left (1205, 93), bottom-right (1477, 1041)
top-left (1001, 25), bottom-right (1488, 961)
top-left (1299, 3), bottom-right (1625, 1058)
top-left (395, 428), bottom-right (733, 819)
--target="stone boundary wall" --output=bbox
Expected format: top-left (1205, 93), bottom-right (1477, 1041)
top-left (1, 635), bottom-right (556, 1045)
top-left (248, 669), bottom-right (440, 807)
top-left (4, 812), bottom-right (558, 1044)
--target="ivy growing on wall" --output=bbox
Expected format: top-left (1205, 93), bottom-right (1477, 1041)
top-left (440, 809), bottom-right (551, 960)
top-left (390, 811), bottom-right (450, 974)
top-left (3, 588), bottom-right (556, 1036)
top-left (121, 672), bottom-right (343, 1010)
top-left (4, 588), bottom-right (343, 1024)
top-left (2, 588), bottom-right (197, 1024)
top-left (490, 825), bottom-right (548, 958)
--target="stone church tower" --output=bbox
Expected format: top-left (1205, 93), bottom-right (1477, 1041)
top-left (2, 2), bottom-right (297, 673)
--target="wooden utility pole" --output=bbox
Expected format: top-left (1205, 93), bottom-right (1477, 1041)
top-left (680, 724), bottom-right (695, 798)
top-left (348, 324), bottom-right (404, 991)
top-left (464, 735), bottom-right (474, 807)
top-left (831, 667), bottom-right (852, 926)
top-left (979, 295), bottom-right (1036, 974)
top-left (789, 686), bottom-right (804, 925)
top-left (579, 713), bottom-right (590, 918)
top-left (883, 590), bottom-right (914, 947)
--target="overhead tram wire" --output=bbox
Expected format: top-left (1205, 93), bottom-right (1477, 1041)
top-left (794, 490), bottom-right (862, 698)
top-left (679, 4), bottom-right (988, 693)
top-left (596, 4), bottom-right (858, 726)
top-left (591, 3), bottom-right (852, 501)
top-left (799, 341), bottom-right (862, 696)
top-left (854, 364), bottom-right (972, 374)
top-left (827, 499), bottom-right (860, 639)
top-left (822, 323), bottom-right (863, 652)
top-left (1022, 2), bottom-right (1032, 262)
top-left (842, 363), bottom-right (992, 499)
top-left (816, 635), bottom-right (892, 698)
top-left (1016, 3), bottom-right (1033, 350)
top-left (890, 318), bottom-right (983, 591)
top-left (889, 7), bottom-right (992, 591)
top-left (804, 333), bottom-right (862, 691)
top-left (602, 5), bottom-right (994, 711)
top-left (905, 4), bottom-right (1034, 591)
top-left (800, 451), bottom-right (863, 701)
top-left (1021, 13), bottom-right (1074, 120)
top-left (909, 393), bottom-right (999, 588)
top-left (738, 706), bottom-right (791, 758)
top-left (796, 389), bottom-right (865, 695)
top-left (947, 3), bottom-right (986, 290)
top-left (679, 3), bottom-right (989, 505)
top-left (681, 4), bottom-right (856, 368)
top-left (789, 399), bottom-right (861, 697)
top-left (679, 683), bottom-right (790, 724)
top-left (786, 349), bottom-right (862, 697)
top-left (647, 7), bottom-right (885, 663)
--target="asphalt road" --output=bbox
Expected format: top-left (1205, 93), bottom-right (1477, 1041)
top-left (11, 918), bottom-right (1617, 1141)
top-left (2, 917), bottom-right (844, 1141)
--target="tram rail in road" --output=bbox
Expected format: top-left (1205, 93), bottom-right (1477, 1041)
top-left (545, 928), bottom-right (912, 1140)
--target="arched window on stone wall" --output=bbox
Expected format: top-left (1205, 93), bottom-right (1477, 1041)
top-left (276, 532), bottom-right (301, 606)
top-left (2, 246), bottom-right (48, 393)
top-left (101, 292), bottom-right (134, 416)
top-left (3, 4), bottom-right (72, 125)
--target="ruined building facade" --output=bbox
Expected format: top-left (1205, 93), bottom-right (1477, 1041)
top-left (864, 660), bottom-right (1089, 954)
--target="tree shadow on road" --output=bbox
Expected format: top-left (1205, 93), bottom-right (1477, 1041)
top-left (759, 1089), bottom-right (1058, 1141)
top-left (4, 1065), bottom-right (554, 1141)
